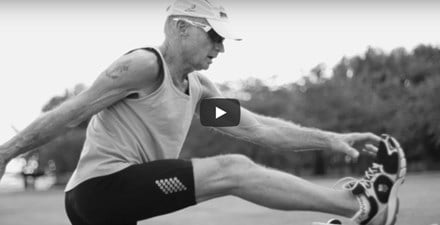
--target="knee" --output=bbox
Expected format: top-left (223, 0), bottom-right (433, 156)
top-left (192, 154), bottom-right (257, 202)
top-left (214, 154), bottom-right (257, 184)
top-left (217, 154), bottom-right (255, 169)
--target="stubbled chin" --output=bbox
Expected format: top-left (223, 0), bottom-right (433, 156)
top-left (203, 59), bottom-right (212, 68)
top-left (195, 63), bottom-right (210, 71)
top-left (202, 64), bottom-right (210, 70)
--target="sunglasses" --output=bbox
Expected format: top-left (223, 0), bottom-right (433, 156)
top-left (173, 18), bottom-right (225, 44)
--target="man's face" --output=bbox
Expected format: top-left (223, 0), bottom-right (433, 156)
top-left (181, 20), bottom-right (225, 70)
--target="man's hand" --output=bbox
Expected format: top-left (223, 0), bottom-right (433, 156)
top-left (330, 132), bottom-right (381, 158)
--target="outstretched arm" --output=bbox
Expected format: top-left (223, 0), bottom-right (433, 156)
top-left (196, 73), bottom-right (380, 157)
top-left (0, 49), bottom-right (160, 179)
top-left (242, 112), bottom-right (380, 157)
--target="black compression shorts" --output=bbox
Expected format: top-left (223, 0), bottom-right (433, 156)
top-left (65, 159), bottom-right (197, 225)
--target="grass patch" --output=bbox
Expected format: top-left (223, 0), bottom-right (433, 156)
top-left (0, 173), bottom-right (438, 225)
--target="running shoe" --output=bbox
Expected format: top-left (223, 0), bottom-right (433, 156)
top-left (335, 134), bottom-right (406, 225)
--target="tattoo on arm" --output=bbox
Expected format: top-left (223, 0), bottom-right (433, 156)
top-left (105, 59), bottom-right (131, 79)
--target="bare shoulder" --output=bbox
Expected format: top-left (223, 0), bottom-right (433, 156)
top-left (194, 73), bottom-right (222, 98)
top-left (95, 49), bottom-right (161, 91)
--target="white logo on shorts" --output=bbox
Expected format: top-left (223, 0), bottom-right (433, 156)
top-left (155, 177), bottom-right (187, 195)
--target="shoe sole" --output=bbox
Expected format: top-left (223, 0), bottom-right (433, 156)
top-left (384, 140), bottom-right (406, 225)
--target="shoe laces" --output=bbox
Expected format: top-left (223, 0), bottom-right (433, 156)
top-left (334, 163), bottom-right (382, 190)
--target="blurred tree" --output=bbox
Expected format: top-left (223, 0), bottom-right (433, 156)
top-left (330, 44), bottom-right (440, 170)
top-left (37, 84), bottom-right (89, 182)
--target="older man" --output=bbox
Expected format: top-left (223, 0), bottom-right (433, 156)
top-left (0, 0), bottom-right (405, 225)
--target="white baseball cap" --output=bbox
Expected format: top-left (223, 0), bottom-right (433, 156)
top-left (166, 0), bottom-right (242, 41)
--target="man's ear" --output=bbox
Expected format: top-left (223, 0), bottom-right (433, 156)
top-left (176, 20), bottom-right (190, 36)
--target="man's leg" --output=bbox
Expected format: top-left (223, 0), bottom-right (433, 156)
top-left (192, 154), bottom-right (358, 217)
top-left (193, 135), bottom-right (407, 225)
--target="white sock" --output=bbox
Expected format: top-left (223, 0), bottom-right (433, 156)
top-left (351, 195), bottom-right (371, 224)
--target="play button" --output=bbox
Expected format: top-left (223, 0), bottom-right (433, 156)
top-left (200, 98), bottom-right (240, 127)
top-left (216, 107), bottom-right (227, 119)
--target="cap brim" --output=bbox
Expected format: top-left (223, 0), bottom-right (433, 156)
top-left (207, 19), bottom-right (242, 41)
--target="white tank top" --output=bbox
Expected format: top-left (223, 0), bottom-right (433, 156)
top-left (65, 47), bottom-right (203, 191)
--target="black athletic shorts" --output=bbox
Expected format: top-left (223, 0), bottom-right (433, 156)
top-left (65, 159), bottom-right (197, 225)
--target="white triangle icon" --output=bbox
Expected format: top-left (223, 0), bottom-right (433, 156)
top-left (215, 107), bottom-right (227, 119)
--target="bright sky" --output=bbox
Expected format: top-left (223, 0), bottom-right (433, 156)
top-left (0, 0), bottom-right (439, 144)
